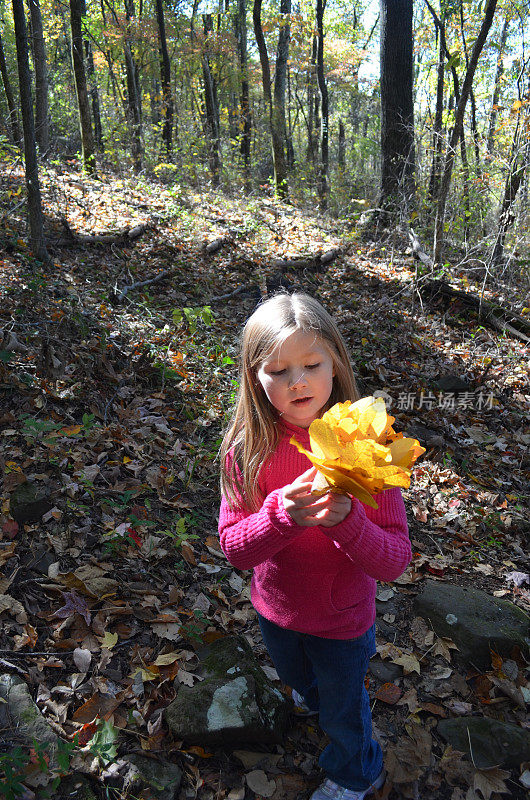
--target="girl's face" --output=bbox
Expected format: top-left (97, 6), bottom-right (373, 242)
top-left (256, 329), bottom-right (335, 428)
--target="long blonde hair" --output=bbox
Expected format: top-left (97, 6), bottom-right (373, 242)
top-left (220, 292), bottom-right (360, 511)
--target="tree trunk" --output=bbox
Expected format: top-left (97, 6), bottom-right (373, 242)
top-left (486, 14), bottom-right (510, 153)
top-left (338, 119), bottom-right (345, 169)
top-left (428, 12), bottom-right (445, 201)
top-left (124, 0), bottom-right (143, 172)
top-left (316, 0), bottom-right (328, 210)
top-left (235, 0), bottom-right (251, 190)
top-left (433, 0), bottom-right (498, 264)
top-left (271, 0), bottom-right (290, 198)
top-left (306, 36), bottom-right (318, 163)
top-left (0, 31), bottom-right (22, 147)
top-left (28, 0), bottom-right (49, 156)
top-left (69, 0), bottom-right (96, 174)
top-left (378, 0), bottom-right (415, 215)
top-left (202, 13), bottom-right (221, 185)
top-left (80, 0), bottom-right (103, 150)
top-left (154, 0), bottom-right (173, 154)
top-left (490, 75), bottom-right (529, 266)
top-left (11, 0), bottom-right (48, 261)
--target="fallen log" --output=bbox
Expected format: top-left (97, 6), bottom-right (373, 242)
top-left (52, 217), bottom-right (151, 247)
top-left (419, 279), bottom-right (530, 343)
top-left (113, 268), bottom-right (178, 302)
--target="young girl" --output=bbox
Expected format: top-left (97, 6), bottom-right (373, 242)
top-left (219, 293), bottom-right (411, 800)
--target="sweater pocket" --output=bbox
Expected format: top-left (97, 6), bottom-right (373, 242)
top-left (329, 568), bottom-right (364, 612)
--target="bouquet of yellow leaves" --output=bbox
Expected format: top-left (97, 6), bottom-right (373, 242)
top-left (290, 396), bottom-right (425, 509)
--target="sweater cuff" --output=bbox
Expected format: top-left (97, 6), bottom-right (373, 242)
top-left (328, 498), bottom-right (366, 545)
top-left (268, 488), bottom-right (308, 537)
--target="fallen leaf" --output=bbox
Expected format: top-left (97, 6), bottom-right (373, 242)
top-left (392, 653), bottom-right (421, 675)
top-left (73, 647), bottom-right (92, 672)
top-left (375, 682), bottom-right (402, 704)
top-left (473, 767), bottom-right (511, 799)
top-left (245, 769), bottom-right (276, 797)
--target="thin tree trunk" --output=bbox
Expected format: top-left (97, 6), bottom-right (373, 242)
top-left (70, 0), bottom-right (96, 174)
top-left (28, 0), bottom-right (49, 156)
top-left (11, 0), bottom-right (48, 261)
top-left (271, 0), bottom-right (291, 198)
top-left (235, 0), bottom-right (251, 190)
top-left (306, 36), bottom-right (317, 163)
top-left (80, 0), bottom-right (103, 150)
top-left (202, 13), bottom-right (221, 185)
top-left (486, 14), bottom-right (510, 153)
top-left (316, 0), bottom-right (328, 210)
top-left (433, 0), bottom-right (498, 264)
top-left (0, 31), bottom-right (22, 147)
top-left (428, 13), bottom-right (445, 201)
top-left (338, 119), bottom-right (345, 169)
top-left (490, 73), bottom-right (529, 266)
top-left (154, 0), bottom-right (173, 154)
top-left (124, 0), bottom-right (142, 172)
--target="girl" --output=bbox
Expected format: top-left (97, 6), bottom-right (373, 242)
top-left (219, 293), bottom-right (411, 800)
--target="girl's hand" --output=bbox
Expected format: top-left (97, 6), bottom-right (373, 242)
top-left (315, 492), bottom-right (352, 527)
top-left (283, 469), bottom-right (351, 527)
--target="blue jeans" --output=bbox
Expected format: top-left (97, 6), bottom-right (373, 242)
top-left (258, 614), bottom-right (382, 791)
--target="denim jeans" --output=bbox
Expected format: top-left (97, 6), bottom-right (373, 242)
top-left (258, 614), bottom-right (383, 791)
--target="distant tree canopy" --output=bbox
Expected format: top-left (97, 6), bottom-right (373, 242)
top-left (0, 0), bottom-right (528, 265)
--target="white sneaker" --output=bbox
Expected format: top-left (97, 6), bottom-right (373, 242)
top-left (291, 688), bottom-right (318, 716)
top-left (310, 771), bottom-right (386, 800)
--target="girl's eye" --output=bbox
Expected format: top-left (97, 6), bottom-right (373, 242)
top-left (306, 363), bottom-right (320, 370)
top-left (270, 369), bottom-right (286, 376)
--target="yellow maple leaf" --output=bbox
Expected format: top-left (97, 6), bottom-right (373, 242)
top-left (290, 397), bottom-right (425, 509)
top-left (98, 631), bottom-right (118, 649)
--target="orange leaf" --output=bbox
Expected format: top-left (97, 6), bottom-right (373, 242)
top-left (375, 682), bottom-right (402, 704)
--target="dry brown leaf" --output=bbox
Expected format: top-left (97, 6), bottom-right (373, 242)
top-left (245, 769), bottom-right (276, 798)
top-left (0, 593), bottom-right (28, 623)
top-left (473, 767), bottom-right (511, 799)
top-left (438, 745), bottom-right (473, 786)
top-left (392, 652), bottom-right (421, 675)
top-left (375, 682), bottom-right (402, 705)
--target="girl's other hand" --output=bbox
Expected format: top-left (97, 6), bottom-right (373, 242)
top-left (283, 469), bottom-right (351, 527)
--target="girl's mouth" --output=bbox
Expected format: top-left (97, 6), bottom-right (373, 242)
top-left (292, 397), bottom-right (312, 405)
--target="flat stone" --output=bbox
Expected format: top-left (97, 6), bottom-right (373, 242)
top-left (414, 580), bottom-right (529, 670)
top-left (437, 717), bottom-right (530, 769)
top-left (0, 674), bottom-right (59, 773)
top-left (164, 635), bottom-right (289, 747)
top-left (369, 656), bottom-right (402, 683)
top-left (10, 481), bottom-right (52, 523)
top-left (123, 754), bottom-right (182, 800)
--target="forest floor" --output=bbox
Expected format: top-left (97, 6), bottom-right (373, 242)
top-left (0, 161), bottom-right (529, 800)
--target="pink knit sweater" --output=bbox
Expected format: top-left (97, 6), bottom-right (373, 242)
top-left (219, 419), bottom-right (411, 639)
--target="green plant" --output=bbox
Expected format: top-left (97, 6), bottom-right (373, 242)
top-left (158, 515), bottom-right (199, 549)
top-left (172, 305), bottom-right (213, 334)
top-left (0, 746), bottom-right (28, 800)
top-left (179, 609), bottom-right (209, 642)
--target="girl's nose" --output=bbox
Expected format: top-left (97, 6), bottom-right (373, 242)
top-left (289, 370), bottom-right (307, 389)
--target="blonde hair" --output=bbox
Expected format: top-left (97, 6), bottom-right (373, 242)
top-left (220, 292), bottom-right (360, 511)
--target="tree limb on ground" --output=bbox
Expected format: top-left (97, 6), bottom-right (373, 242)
top-left (52, 217), bottom-right (151, 247)
top-left (419, 279), bottom-right (530, 343)
top-left (210, 248), bottom-right (341, 302)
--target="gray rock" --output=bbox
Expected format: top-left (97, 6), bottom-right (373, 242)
top-left (58, 774), bottom-right (98, 800)
top-left (10, 481), bottom-right (52, 523)
top-left (369, 656), bottom-right (403, 683)
top-left (433, 375), bottom-right (474, 393)
top-left (123, 754), bottom-right (182, 800)
top-left (0, 674), bottom-right (59, 771)
top-left (164, 635), bottom-right (289, 747)
top-left (437, 717), bottom-right (530, 769)
top-left (414, 581), bottom-right (529, 670)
